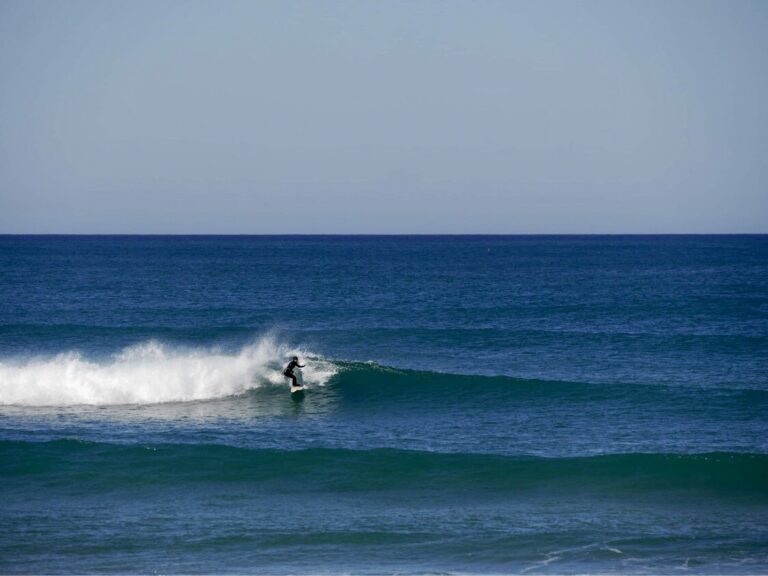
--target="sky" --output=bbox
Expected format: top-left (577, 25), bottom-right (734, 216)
top-left (0, 0), bottom-right (766, 234)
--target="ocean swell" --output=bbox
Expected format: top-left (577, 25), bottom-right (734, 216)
top-left (3, 440), bottom-right (767, 496)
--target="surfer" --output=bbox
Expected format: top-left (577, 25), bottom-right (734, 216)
top-left (283, 356), bottom-right (305, 388)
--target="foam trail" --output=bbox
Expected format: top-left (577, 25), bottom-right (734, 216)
top-left (0, 337), bottom-right (336, 406)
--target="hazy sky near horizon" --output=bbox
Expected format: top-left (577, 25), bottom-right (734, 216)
top-left (1, 0), bottom-right (766, 233)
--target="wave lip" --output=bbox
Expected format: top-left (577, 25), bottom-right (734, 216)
top-left (0, 337), bottom-right (336, 406)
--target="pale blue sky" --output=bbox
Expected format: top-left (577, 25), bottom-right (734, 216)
top-left (0, 0), bottom-right (766, 233)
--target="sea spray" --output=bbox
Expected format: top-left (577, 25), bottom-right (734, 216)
top-left (0, 336), bottom-right (336, 406)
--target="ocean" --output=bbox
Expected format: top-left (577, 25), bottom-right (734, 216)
top-left (1, 235), bottom-right (766, 574)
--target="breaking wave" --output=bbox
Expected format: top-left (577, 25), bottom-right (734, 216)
top-left (0, 337), bottom-right (336, 406)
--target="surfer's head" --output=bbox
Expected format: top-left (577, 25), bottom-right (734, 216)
top-left (292, 356), bottom-right (298, 361)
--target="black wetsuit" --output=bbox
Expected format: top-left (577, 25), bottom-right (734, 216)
top-left (283, 360), bottom-right (304, 387)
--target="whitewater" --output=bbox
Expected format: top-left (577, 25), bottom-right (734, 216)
top-left (0, 337), bottom-right (337, 406)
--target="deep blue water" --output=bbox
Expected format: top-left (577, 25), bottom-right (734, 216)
top-left (1, 235), bottom-right (767, 574)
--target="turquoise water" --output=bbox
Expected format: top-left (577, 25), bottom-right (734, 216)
top-left (1, 235), bottom-right (767, 574)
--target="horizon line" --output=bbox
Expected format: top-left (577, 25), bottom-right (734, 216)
top-left (1, 232), bottom-right (767, 237)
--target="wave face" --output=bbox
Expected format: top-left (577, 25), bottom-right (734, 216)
top-left (0, 337), bottom-right (336, 406)
top-left (4, 342), bottom-right (765, 409)
top-left (1, 351), bottom-right (766, 459)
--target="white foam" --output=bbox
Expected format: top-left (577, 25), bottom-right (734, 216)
top-left (0, 337), bottom-right (336, 406)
